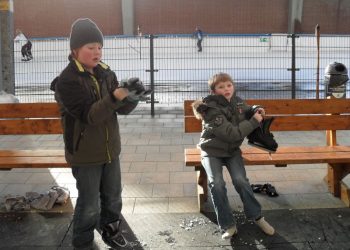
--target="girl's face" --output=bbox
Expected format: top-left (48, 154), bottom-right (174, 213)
top-left (213, 80), bottom-right (234, 101)
top-left (74, 42), bottom-right (102, 72)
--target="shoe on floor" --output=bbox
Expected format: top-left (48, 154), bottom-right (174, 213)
top-left (221, 225), bottom-right (237, 239)
top-left (255, 217), bottom-right (275, 235)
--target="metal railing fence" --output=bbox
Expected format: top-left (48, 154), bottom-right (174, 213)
top-left (13, 34), bottom-right (350, 107)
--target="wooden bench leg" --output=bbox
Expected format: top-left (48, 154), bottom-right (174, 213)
top-left (327, 163), bottom-right (350, 197)
top-left (195, 166), bottom-right (208, 212)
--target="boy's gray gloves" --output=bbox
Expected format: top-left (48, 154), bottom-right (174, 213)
top-left (119, 77), bottom-right (153, 101)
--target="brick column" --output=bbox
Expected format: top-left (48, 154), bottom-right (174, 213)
top-left (0, 0), bottom-right (15, 94)
top-left (288, 0), bottom-right (303, 33)
top-left (121, 0), bottom-right (134, 35)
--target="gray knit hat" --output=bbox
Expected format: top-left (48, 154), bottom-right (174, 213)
top-left (69, 18), bottom-right (103, 50)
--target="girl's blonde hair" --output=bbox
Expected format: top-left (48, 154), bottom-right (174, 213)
top-left (208, 72), bottom-right (234, 91)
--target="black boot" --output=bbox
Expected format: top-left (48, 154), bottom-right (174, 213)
top-left (247, 117), bottom-right (278, 152)
top-left (101, 219), bottom-right (127, 248)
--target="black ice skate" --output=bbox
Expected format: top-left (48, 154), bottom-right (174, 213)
top-left (247, 117), bottom-right (278, 152)
top-left (101, 219), bottom-right (128, 249)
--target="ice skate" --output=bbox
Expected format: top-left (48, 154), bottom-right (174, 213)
top-left (247, 117), bottom-right (278, 152)
top-left (101, 219), bottom-right (128, 249)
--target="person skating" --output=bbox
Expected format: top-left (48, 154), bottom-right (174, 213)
top-left (21, 40), bottom-right (33, 61)
top-left (194, 27), bottom-right (203, 52)
top-left (15, 30), bottom-right (33, 61)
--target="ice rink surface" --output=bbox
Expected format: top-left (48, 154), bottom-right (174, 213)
top-left (13, 34), bottom-right (350, 103)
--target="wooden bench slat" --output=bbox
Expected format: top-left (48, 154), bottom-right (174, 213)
top-left (0, 150), bottom-right (64, 157)
top-left (184, 115), bottom-right (350, 133)
top-left (246, 99), bottom-right (350, 115)
top-left (271, 115), bottom-right (350, 131)
top-left (0, 156), bottom-right (68, 168)
top-left (185, 146), bottom-right (350, 156)
top-left (0, 103), bottom-right (60, 118)
top-left (184, 117), bottom-right (202, 133)
top-left (243, 152), bottom-right (350, 165)
top-left (0, 119), bottom-right (62, 134)
top-left (185, 151), bottom-right (350, 166)
top-left (185, 99), bottom-right (350, 116)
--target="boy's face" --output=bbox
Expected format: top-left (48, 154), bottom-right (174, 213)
top-left (75, 42), bottom-right (102, 71)
top-left (213, 80), bottom-right (234, 101)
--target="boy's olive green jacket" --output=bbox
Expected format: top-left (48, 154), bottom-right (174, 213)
top-left (51, 58), bottom-right (137, 166)
top-left (192, 94), bottom-right (259, 157)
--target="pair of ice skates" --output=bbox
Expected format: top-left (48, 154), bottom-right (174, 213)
top-left (246, 105), bottom-right (278, 152)
top-left (21, 55), bottom-right (33, 61)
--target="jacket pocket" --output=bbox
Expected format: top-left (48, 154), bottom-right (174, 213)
top-left (75, 129), bottom-right (85, 152)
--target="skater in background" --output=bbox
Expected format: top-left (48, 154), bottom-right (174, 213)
top-left (194, 27), bottom-right (203, 52)
top-left (192, 72), bottom-right (275, 240)
top-left (21, 40), bottom-right (33, 61)
top-left (15, 30), bottom-right (33, 61)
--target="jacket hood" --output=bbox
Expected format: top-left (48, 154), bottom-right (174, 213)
top-left (192, 95), bottom-right (231, 120)
top-left (192, 99), bottom-right (206, 120)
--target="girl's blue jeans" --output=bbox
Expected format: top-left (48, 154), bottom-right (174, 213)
top-left (71, 158), bottom-right (122, 248)
top-left (201, 151), bottom-right (261, 230)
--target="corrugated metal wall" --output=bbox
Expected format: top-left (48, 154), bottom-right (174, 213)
top-left (14, 0), bottom-right (123, 37)
top-left (13, 0), bottom-right (350, 38)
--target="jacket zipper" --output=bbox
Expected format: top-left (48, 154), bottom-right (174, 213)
top-left (90, 75), bottom-right (112, 163)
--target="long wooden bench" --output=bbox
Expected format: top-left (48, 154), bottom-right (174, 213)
top-left (0, 103), bottom-right (68, 169)
top-left (184, 99), bottom-right (350, 211)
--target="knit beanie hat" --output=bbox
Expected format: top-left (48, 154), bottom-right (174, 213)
top-left (69, 18), bottom-right (104, 50)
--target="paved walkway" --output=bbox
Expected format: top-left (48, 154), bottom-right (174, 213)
top-left (0, 104), bottom-right (349, 249)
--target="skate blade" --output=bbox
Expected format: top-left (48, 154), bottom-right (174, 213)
top-left (248, 142), bottom-right (277, 153)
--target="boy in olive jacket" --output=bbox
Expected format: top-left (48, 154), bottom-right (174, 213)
top-left (192, 72), bottom-right (275, 239)
top-left (51, 18), bottom-right (149, 249)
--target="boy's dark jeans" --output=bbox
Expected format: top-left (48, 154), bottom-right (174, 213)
top-left (71, 158), bottom-right (122, 248)
top-left (201, 151), bottom-right (261, 230)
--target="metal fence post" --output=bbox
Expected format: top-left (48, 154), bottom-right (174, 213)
top-left (287, 33), bottom-right (299, 99)
top-left (146, 34), bottom-right (158, 116)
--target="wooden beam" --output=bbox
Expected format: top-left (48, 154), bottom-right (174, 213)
top-left (0, 103), bottom-right (60, 118)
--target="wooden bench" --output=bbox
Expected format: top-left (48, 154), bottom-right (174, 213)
top-left (0, 103), bottom-right (68, 169)
top-left (184, 99), bottom-right (350, 211)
